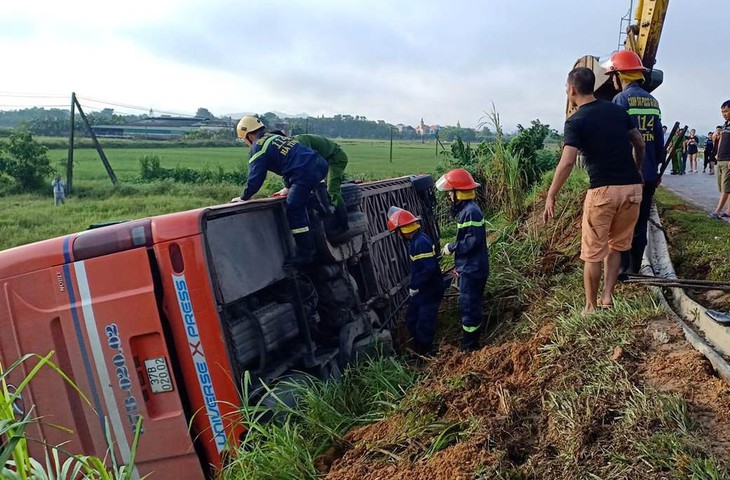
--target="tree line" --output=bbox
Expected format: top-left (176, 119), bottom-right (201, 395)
top-left (0, 107), bottom-right (511, 142)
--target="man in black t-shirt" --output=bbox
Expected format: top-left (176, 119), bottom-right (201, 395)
top-left (544, 67), bottom-right (645, 314)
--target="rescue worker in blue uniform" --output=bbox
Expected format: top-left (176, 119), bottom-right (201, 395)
top-left (387, 206), bottom-right (446, 355)
top-left (437, 168), bottom-right (490, 352)
top-left (603, 50), bottom-right (665, 275)
top-left (234, 116), bottom-right (328, 264)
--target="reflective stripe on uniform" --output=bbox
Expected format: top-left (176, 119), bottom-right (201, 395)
top-left (410, 248), bottom-right (435, 261)
top-left (291, 226), bottom-right (310, 234)
top-left (627, 107), bottom-right (661, 118)
top-left (463, 324), bottom-right (480, 332)
top-left (249, 135), bottom-right (280, 164)
top-left (457, 219), bottom-right (485, 229)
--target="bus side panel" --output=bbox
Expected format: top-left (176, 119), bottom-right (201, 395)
top-left (76, 248), bottom-right (205, 478)
top-left (0, 248), bottom-right (206, 479)
top-left (0, 266), bottom-right (108, 459)
top-left (154, 235), bottom-right (242, 470)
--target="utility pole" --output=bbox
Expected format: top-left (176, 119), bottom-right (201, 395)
top-left (389, 126), bottom-right (394, 163)
top-left (66, 93), bottom-right (76, 194)
top-left (74, 95), bottom-right (118, 186)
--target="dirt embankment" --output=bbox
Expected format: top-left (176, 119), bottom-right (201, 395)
top-left (320, 307), bottom-right (730, 479)
top-left (324, 323), bottom-right (555, 480)
top-left (320, 187), bottom-right (730, 479)
top-left (639, 316), bottom-right (730, 455)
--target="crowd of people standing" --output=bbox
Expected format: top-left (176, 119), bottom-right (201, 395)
top-left (661, 101), bottom-right (730, 220)
top-left (668, 125), bottom-right (722, 176)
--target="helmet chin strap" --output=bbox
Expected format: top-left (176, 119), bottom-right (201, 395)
top-left (612, 73), bottom-right (623, 91)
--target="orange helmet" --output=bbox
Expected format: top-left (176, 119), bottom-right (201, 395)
top-left (436, 168), bottom-right (480, 191)
top-left (387, 206), bottom-right (420, 233)
top-left (602, 50), bottom-right (648, 74)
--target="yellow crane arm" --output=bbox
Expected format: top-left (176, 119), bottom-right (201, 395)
top-left (566, 0), bottom-right (670, 118)
top-left (625, 0), bottom-right (670, 69)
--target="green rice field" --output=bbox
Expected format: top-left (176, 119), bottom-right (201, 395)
top-left (0, 140), bottom-right (442, 250)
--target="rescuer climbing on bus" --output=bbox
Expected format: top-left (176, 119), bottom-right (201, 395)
top-left (234, 115), bottom-right (329, 264)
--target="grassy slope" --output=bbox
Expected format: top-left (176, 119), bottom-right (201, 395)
top-left (317, 173), bottom-right (730, 479)
top-left (654, 187), bottom-right (730, 282)
top-left (0, 140), bottom-right (440, 250)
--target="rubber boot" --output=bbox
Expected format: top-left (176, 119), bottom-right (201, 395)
top-left (460, 329), bottom-right (480, 352)
top-left (287, 232), bottom-right (315, 266)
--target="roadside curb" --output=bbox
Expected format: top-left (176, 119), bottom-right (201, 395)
top-left (644, 205), bottom-right (730, 382)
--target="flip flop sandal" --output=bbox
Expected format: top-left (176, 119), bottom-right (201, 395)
top-left (597, 302), bottom-right (614, 309)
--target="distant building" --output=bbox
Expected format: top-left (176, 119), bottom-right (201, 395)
top-left (416, 118), bottom-right (430, 136)
top-left (416, 118), bottom-right (441, 137)
top-left (91, 116), bottom-right (232, 139)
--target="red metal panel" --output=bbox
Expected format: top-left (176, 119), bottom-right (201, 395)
top-left (154, 235), bottom-right (243, 471)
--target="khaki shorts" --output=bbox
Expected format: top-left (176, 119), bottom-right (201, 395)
top-left (717, 161), bottom-right (730, 194)
top-left (580, 184), bottom-right (642, 262)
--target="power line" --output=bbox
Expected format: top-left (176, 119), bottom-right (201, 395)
top-left (0, 104), bottom-right (70, 108)
top-left (0, 92), bottom-right (68, 99)
top-left (77, 95), bottom-right (195, 118)
top-left (0, 91), bottom-right (199, 118)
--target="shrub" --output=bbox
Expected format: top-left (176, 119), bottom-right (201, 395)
top-left (535, 148), bottom-right (560, 173)
top-left (0, 130), bottom-right (54, 191)
top-left (138, 153), bottom-right (247, 185)
top-left (508, 119), bottom-right (556, 186)
top-left (138, 154), bottom-right (166, 181)
top-left (433, 107), bottom-right (526, 222)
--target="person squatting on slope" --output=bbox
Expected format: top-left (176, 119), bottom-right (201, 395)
top-left (234, 116), bottom-right (328, 264)
top-left (544, 67), bottom-right (645, 314)
top-left (604, 49), bottom-right (665, 275)
top-left (437, 168), bottom-right (490, 352)
top-left (387, 206), bottom-right (446, 355)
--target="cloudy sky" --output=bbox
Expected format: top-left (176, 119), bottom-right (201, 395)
top-left (0, 0), bottom-right (726, 133)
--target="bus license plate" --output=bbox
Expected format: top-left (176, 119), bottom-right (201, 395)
top-left (144, 357), bottom-right (174, 394)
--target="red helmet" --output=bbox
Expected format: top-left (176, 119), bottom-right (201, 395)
top-left (602, 50), bottom-right (648, 74)
top-left (436, 168), bottom-right (480, 191)
top-left (387, 206), bottom-right (420, 232)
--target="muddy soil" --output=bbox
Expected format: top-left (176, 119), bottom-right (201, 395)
top-left (323, 324), bottom-right (555, 480)
top-left (319, 312), bottom-right (730, 479)
top-left (638, 317), bottom-right (730, 455)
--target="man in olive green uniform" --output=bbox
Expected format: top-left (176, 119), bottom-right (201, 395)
top-left (670, 127), bottom-right (686, 175)
top-left (294, 134), bottom-right (350, 230)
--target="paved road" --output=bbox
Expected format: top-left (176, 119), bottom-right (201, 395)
top-left (660, 170), bottom-right (723, 214)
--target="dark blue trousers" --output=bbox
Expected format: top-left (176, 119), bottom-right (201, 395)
top-left (459, 274), bottom-right (488, 331)
top-left (286, 159), bottom-right (328, 235)
top-left (405, 294), bottom-right (441, 348)
top-left (621, 180), bottom-right (657, 274)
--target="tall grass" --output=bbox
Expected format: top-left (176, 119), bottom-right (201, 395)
top-left (477, 108), bottom-right (526, 222)
top-left (223, 356), bottom-right (418, 480)
top-left (1, 352), bottom-right (144, 479)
